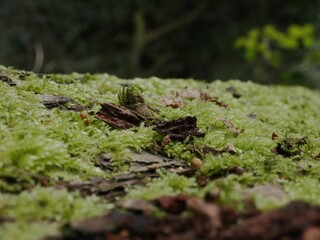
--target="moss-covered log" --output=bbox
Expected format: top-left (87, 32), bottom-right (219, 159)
top-left (0, 66), bottom-right (320, 239)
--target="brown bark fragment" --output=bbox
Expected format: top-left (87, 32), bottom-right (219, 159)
top-left (95, 102), bottom-right (144, 129)
top-left (153, 116), bottom-right (205, 141)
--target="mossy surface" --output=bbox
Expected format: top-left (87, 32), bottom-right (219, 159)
top-left (0, 65), bottom-right (320, 239)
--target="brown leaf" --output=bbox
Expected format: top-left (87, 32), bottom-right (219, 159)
top-left (179, 86), bottom-right (201, 99)
top-left (95, 102), bottom-right (144, 129)
top-left (153, 116), bottom-right (205, 141)
top-left (158, 93), bottom-right (185, 108)
top-left (217, 118), bottom-right (244, 135)
top-left (200, 92), bottom-right (229, 109)
top-left (159, 87), bottom-right (229, 110)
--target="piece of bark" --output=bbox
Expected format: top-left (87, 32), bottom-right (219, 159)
top-left (95, 102), bottom-right (144, 129)
top-left (0, 74), bottom-right (16, 86)
top-left (221, 201), bottom-right (320, 240)
top-left (38, 94), bottom-right (85, 111)
top-left (154, 116), bottom-right (205, 141)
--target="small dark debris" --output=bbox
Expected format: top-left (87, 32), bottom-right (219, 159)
top-left (38, 94), bottom-right (85, 111)
top-left (154, 116), bottom-right (205, 141)
top-left (0, 74), bottom-right (16, 86)
top-left (202, 146), bottom-right (226, 155)
top-left (271, 132), bottom-right (278, 140)
top-left (226, 87), bottom-right (241, 98)
top-left (0, 216), bottom-right (14, 224)
top-left (229, 166), bottom-right (245, 175)
top-left (272, 137), bottom-right (308, 157)
top-left (196, 175), bottom-right (211, 188)
top-left (96, 102), bottom-right (144, 129)
top-left (247, 113), bottom-right (257, 119)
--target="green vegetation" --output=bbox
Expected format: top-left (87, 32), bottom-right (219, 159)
top-left (0, 1), bottom-right (319, 87)
top-left (0, 66), bottom-right (320, 239)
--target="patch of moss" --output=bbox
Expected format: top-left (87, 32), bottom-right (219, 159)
top-left (1, 65), bottom-right (320, 238)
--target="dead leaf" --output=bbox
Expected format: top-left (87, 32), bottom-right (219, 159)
top-left (153, 116), bottom-right (205, 141)
top-left (217, 118), bottom-right (244, 135)
top-left (95, 102), bottom-right (144, 129)
top-left (179, 87), bottom-right (201, 99)
top-left (200, 92), bottom-right (229, 109)
top-left (158, 93), bottom-right (185, 108)
top-left (159, 87), bottom-right (229, 110)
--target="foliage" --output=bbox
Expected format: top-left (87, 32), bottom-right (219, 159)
top-left (235, 23), bottom-right (320, 86)
top-left (0, 1), bottom-right (319, 87)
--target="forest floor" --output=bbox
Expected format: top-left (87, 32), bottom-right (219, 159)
top-left (1, 66), bottom-right (320, 240)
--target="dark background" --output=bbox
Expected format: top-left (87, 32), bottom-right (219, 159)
top-left (0, 0), bottom-right (319, 87)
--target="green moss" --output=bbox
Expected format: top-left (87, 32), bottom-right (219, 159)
top-left (1, 66), bottom-right (320, 238)
top-left (126, 172), bottom-right (198, 200)
top-left (0, 187), bottom-right (109, 222)
top-left (0, 222), bottom-right (59, 240)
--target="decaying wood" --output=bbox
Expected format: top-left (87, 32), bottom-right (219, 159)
top-left (154, 116), bottom-right (205, 141)
top-left (0, 73), bottom-right (16, 86)
top-left (95, 102), bottom-right (144, 129)
top-left (38, 94), bottom-right (85, 111)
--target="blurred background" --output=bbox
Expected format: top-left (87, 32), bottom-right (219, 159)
top-left (0, 0), bottom-right (320, 88)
